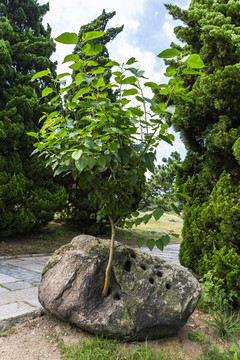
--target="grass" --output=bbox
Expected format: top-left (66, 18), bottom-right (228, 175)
top-left (204, 306), bottom-right (240, 344)
top-left (50, 333), bottom-right (181, 360)
top-left (0, 327), bottom-right (17, 337)
top-left (198, 346), bottom-right (240, 360)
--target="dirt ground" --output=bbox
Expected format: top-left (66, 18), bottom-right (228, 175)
top-left (0, 308), bottom-right (225, 360)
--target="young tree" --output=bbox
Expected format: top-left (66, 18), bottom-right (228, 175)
top-left (0, 0), bottom-right (67, 236)
top-left (140, 151), bottom-right (182, 211)
top-left (60, 11), bottom-right (124, 231)
top-left (30, 30), bottom-right (203, 297)
top-left (163, 0), bottom-right (240, 302)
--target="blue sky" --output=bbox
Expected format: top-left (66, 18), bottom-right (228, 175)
top-left (38, 0), bottom-right (190, 163)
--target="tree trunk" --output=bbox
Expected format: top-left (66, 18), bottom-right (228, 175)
top-left (102, 217), bottom-right (115, 297)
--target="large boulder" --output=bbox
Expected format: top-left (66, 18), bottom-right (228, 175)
top-left (38, 235), bottom-right (201, 340)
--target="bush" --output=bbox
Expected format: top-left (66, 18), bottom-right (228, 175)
top-left (179, 172), bottom-right (240, 306)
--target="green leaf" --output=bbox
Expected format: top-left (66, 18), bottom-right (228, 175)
top-left (147, 238), bottom-right (155, 251)
top-left (165, 105), bottom-right (176, 115)
top-left (128, 68), bottom-right (145, 78)
top-left (105, 61), bottom-right (120, 67)
top-left (62, 54), bottom-right (79, 63)
top-left (142, 214), bottom-right (152, 224)
top-left (54, 166), bottom-right (68, 177)
top-left (164, 66), bottom-right (177, 77)
top-left (159, 87), bottom-right (171, 95)
top-left (55, 32), bottom-right (79, 44)
top-left (82, 43), bottom-right (103, 56)
top-left (144, 82), bottom-right (159, 89)
top-left (171, 233), bottom-right (180, 239)
top-left (182, 69), bottom-right (204, 75)
top-left (185, 54), bottom-right (205, 69)
top-left (56, 73), bottom-right (70, 80)
top-left (156, 239), bottom-right (164, 251)
top-left (81, 75), bottom-right (94, 84)
top-left (87, 158), bottom-right (96, 169)
top-left (69, 61), bottom-right (85, 71)
top-left (128, 107), bottom-right (144, 116)
top-left (171, 203), bottom-right (180, 215)
top-left (97, 156), bottom-right (109, 168)
top-left (122, 89), bottom-right (138, 96)
top-left (84, 137), bottom-right (98, 149)
top-left (72, 87), bottom-right (90, 102)
top-left (137, 237), bottom-right (145, 248)
top-left (126, 57), bottom-right (138, 65)
top-left (153, 209), bottom-right (164, 221)
top-left (31, 69), bottom-right (50, 81)
top-left (75, 157), bottom-right (89, 173)
top-left (82, 31), bottom-right (105, 41)
top-left (92, 67), bottom-right (105, 74)
top-left (72, 150), bottom-right (83, 161)
top-left (159, 123), bottom-right (169, 135)
top-left (134, 218), bottom-right (143, 226)
top-left (158, 48), bottom-right (178, 58)
top-left (87, 60), bottom-right (99, 66)
top-left (132, 211), bottom-right (139, 217)
top-left (96, 77), bottom-right (106, 89)
top-left (129, 174), bottom-right (138, 185)
top-left (158, 134), bottom-right (173, 145)
top-left (144, 152), bottom-right (156, 173)
top-left (135, 96), bottom-right (144, 103)
top-left (118, 76), bottom-right (137, 85)
top-left (119, 145), bottom-right (131, 166)
top-left (27, 132), bottom-right (38, 139)
top-left (161, 234), bottom-right (170, 246)
top-left (31, 148), bottom-right (39, 156)
top-left (42, 87), bottom-right (53, 98)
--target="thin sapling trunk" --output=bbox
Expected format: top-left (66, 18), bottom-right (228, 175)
top-left (102, 216), bottom-right (116, 297)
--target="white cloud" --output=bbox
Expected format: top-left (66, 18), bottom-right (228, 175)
top-left (163, 21), bottom-right (176, 43)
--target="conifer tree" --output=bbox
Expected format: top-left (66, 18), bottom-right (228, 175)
top-left (0, 0), bottom-right (67, 236)
top-left (164, 0), bottom-right (240, 302)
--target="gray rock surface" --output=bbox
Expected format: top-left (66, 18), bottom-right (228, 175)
top-left (38, 235), bottom-right (201, 341)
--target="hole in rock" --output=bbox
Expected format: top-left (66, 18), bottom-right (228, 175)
top-left (166, 283), bottom-right (171, 290)
top-left (157, 271), bottom-right (163, 278)
top-left (114, 293), bottom-right (121, 300)
top-left (141, 264), bottom-right (146, 271)
top-left (130, 252), bottom-right (136, 259)
top-left (124, 260), bottom-right (131, 272)
top-left (149, 277), bottom-right (154, 284)
top-left (107, 287), bottom-right (112, 296)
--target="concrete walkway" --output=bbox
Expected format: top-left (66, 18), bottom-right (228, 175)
top-left (0, 255), bottom-right (50, 331)
top-left (0, 244), bottom-right (180, 331)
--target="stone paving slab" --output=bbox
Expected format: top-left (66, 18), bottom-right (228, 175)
top-left (3, 281), bottom-right (33, 291)
top-left (0, 263), bottom-right (42, 284)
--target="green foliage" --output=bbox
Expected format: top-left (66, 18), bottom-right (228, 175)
top-left (198, 270), bottom-right (238, 312)
top-left (59, 11), bottom-right (123, 230)
top-left (188, 331), bottom-right (207, 343)
top-left (140, 151), bottom-right (182, 211)
top-left (179, 172), bottom-right (240, 306)
top-left (0, 0), bottom-right (67, 236)
top-left (164, 0), bottom-right (240, 303)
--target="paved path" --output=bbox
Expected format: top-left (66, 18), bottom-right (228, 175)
top-left (0, 244), bottom-right (180, 331)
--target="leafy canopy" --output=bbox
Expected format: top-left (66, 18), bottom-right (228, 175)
top-left (30, 30), bottom-right (204, 252)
